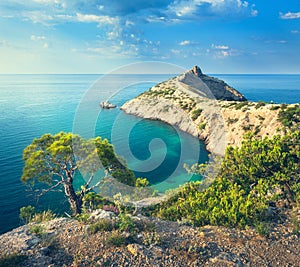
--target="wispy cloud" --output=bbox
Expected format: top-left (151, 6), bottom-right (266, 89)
top-left (75, 13), bottom-right (117, 25)
top-left (280, 11), bottom-right (300, 20)
top-left (30, 35), bottom-right (46, 41)
top-left (179, 40), bottom-right (191, 46)
top-left (212, 44), bottom-right (229, 50)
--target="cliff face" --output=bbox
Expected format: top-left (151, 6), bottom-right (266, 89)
top-left (178, 65), bottom-right (247, 101)
top-left (121, 66), bottom-right (284, 155)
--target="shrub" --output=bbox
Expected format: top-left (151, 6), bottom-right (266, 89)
top-left (198, 123), bottom-right (206, 130)
top-left (278, 104), bottom-right (300, 127)
top-left (117, 214), bottom-right (137, 233)
top-left (88, 219), bottom-right (114, 234)
top-left (191, 109), bottom-right (203, 120)
top-left (270, 105), bottom-right (280, 111)
top-left (152, 131), bottom-right (300, 229)
top-left (227, 118), bottom-right (239, 124)
top-left (29, 224), bottom-right (45, 236)
top-left (107, 232), bottom-right (127, 247)
top-left (19, 206), bottom-right (35, 224)
top-left (254, 221), bottom-right (270, 237)
top-left (31, 210), bottom-right (56, 223)
top-left (234, 101), bottom-right (249, 110)
top-left (255, 101), bottom-right (266, 109)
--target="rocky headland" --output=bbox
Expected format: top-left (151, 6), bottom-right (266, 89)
top-left (121, 66), bottom-right (286, 155)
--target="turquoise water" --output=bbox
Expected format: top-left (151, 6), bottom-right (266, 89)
top-left (0, 74), bottom-right (300, 234)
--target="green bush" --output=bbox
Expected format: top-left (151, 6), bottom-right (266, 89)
top-left (117, 214), bottom-right (137, 233)
top-left (107, 232), bottom-right (127, 247)
top-left (198, 123), bottom-right (206, 130)
top-left (254, 221), bottom-right (270, 236)
top-left (152, 131), bottom-right (300, 228)
top-left (255, 101), bottom-right (266, 109)
top-left (88, 219), bottom-right (114, 234)
top-left (191, 109), bottom-right (203, 120)
top-left (278, 104), bottom-right (300, 127)
top-left (29, 224), bottom-right (45, 236)
top-left (19, 206), bottom-right (35, 224)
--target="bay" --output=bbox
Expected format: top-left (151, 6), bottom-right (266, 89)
top-left (0, 73), bottom-right (299, 234)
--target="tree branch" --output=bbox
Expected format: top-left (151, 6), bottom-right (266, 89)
top-left (38, 180), bottom-right (64, 197)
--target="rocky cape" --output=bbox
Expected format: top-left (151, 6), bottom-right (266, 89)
top-left (121, 66), bottom-right (285, 155)
top-left (0, 210), bottom-right (299, 266)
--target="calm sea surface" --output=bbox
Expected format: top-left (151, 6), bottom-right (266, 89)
top-left (0, 74), bottom-right (299, 233)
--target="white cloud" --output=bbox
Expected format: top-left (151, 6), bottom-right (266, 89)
top-left (280, 12), bottom-right (300, 20)
top-left (75, 13), bottom-right (117, 25)
top-left (167, 0), bottom-right (256, 19)
top-left (291, 30), bottom-right (300, 34)
top-left (30, 35), bottom-right (46, 41)
top-left (171, 49), bottom-right (180, 54)
top-left (179, 40), bottom-right (191, 46)
top-left (212, 44), bottom-right (229, 50)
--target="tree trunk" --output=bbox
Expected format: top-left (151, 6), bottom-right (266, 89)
top-left (63, 182), bottom-right (82, 215)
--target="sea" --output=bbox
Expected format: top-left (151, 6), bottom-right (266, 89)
top-left (0, 73), bottom-right (300, 234)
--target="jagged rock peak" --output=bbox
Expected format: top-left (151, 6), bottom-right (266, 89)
top-left (191, 65), bottom-right (203, 77)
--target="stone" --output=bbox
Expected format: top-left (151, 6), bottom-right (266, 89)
top-left (89, 209), bottom-right (116, 221)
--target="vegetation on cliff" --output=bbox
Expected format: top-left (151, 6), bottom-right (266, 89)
top-left (151, 130), bottom-right (300, 230)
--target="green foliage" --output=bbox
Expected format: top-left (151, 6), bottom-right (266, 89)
top-left (107, 232), bottom-right (127, 246)
top-left (117, 214), bottom-right (137, 233)
top-left (191, 109), bottom-right (203, 120)
top-left (0, 254), bottom-right (28, 267)
top-left (233, 101), bottom-right (249, 110)
top-left (255, 101), bottom-right (266, 109)
top-left (153, 131), bottom-right (300, 229)
top-left (20, 206), bottom-right (55, 224)
top-left (75, 213), bottom-right (90, 224)
top-left (278, 104), bottom-right (300, 127)
top-left (31, 210), bottom-right (56, 223)
top-left (198, 122), bottom-right (206, 130)
top-left (19, 205), bottom-right (35, 223)
top-left (254, 221), bottom-right (270, 237)
top-left (29, 224), bottom-right (45, 236)
top-left (142, 231), bottom-right (163, 246)
top-left (135, 177), bottom-right (150, 187)
top-left (21, 132), bottom-right (136, 215)
top-left (270, 105), bottom-right (281, 111)
top-left (88, 219), bottom-right (115, 234)
top-left (82, 192), bottom-right (103, 212)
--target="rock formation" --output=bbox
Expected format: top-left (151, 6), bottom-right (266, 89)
top-left (121, 66), bottom-right (285, 155)
top-left (178, 65), bottom-right (247, 101)
top-left (100, 101), bottom-right (117, 109)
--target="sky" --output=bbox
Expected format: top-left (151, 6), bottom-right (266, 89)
top-left (0, 0), bottom-right (299, 74)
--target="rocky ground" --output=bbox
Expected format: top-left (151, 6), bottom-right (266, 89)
top-left (0, 209), bottom-right (299, 267)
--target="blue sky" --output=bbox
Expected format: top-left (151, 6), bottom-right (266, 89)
top-left (0, 0), bottom-right (299, 74)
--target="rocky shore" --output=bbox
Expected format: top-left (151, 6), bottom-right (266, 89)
top-left (121, 66), bottom-right (285, 155)
top-left (0, 210), bottom-right (299, 267)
